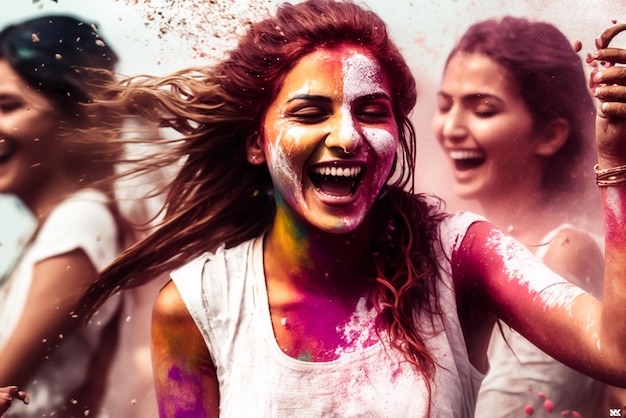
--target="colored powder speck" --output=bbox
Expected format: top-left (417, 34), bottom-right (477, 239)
top-left (544, 399), bottom-right (554, 413)
top-left (524, 404), bottom-right (534, 415)
top-left (168, 366), bottom-right (182, 381)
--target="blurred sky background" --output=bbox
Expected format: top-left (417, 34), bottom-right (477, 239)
top-left (1, 0), bottom-right (625, 274)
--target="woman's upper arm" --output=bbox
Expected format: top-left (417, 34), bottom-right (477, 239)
top-left (455, 221), bottom-right (611, 381)
top-left (151, 280), bottom-right (219, 418)
top-left (541, 228), bottom-right (604, 297)
top-left (0, 249), bottom-right (98, 387)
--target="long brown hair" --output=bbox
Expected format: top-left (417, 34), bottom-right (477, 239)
top-left (80, 0), bottom-right (447, 388)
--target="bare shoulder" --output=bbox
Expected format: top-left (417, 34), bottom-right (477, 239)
top-left (542, 227), bottom-right (604, 295)
top-left (152, 279), bottom-right (194, 326)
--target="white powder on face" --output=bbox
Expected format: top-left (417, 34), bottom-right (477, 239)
top-left (486, 229), bottom-right (586, 312)
top-left (341, 51), bottom-right (397, 156)
top-left (342, 51), bottom-right (398, 202)
top-left (266, 128), bottom-right (303, 205)
top-left (342, 52), bottom-right (384, 102)
top-left (338, 102), bottom-right (360, 152)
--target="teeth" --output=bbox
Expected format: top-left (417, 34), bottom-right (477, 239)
top-left (313, 166), bottom-right (362, 177)
top-left (449, 149), bottom-right (484, 160)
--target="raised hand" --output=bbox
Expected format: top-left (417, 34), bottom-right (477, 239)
top-left (0, 386), bottom-right (29, 416)
top-left (589, 23), bottom-right (626, 166)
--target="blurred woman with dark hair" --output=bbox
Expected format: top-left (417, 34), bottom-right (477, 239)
top-left (432, 16), bottom-right (606, 417)
top-left (0, 14), bottom-right (127, 417)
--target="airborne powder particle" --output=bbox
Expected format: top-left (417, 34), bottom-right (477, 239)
top-left (112, 0), bottom-right (280, 65)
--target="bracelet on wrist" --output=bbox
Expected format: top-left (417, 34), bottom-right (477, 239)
top-left (594, 163), bottom-right (626, 186)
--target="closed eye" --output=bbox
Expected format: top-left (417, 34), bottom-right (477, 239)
top-left (0, 101), bottom-right (23, 114)
top-left (354, 94), bottom-right (394, 123)
top-left (356, 104), bottom-right (393, 123)
top-left (285, 106), bottom-right (330, 123)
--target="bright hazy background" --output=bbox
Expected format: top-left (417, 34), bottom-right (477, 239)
top-left (1, 0), bottom-right (625, 273)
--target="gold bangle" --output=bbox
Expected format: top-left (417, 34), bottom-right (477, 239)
top-left (594, 164), bottom-right (626, 186)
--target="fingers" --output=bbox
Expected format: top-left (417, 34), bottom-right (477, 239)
top-left (16, 391), bottom-right (29, 405)
top-left (0, 387), bottom-right (29, 406)
top-left (595, 23), bottom-right (626, 49)
top-left (593, 47), bottom-right (626, 65)
top-left (598, 101), bottom-right (626, 119)
top-left (589, 23), bottom-right (626, 120)
top-left (592, 70), bottom-right (626, 91)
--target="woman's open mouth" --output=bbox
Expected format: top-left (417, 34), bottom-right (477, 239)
top-left (309, 164), bottom-right (365, 198)
top-left (449, 149), bottom-right (485, 171)
top-left (0, 138), bottom-right (17, 164)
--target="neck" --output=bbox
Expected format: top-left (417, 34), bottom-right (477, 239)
top-left (477, 190), bottom-right (560, 245)
top-left (23, 175), bottom-right (87, 223)
top-left (264, 205), bottom-right (375, 297)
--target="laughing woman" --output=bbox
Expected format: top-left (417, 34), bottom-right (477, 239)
top-left (431, 17), bottom-right (606, 417)
top-left (0, 15), bottom-right (125, 418)
top-left (79, 1), bottom-right (626, 417)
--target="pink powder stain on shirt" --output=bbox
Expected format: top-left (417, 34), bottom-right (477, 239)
top-left (334, 297), bottom-right (378, 356)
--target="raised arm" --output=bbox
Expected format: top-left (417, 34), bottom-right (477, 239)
top-left (151, 280), bottom-right (219, 418)
top-left (455, 25), bottom-right (626, 388)
top-left (590, 20), bottom-right (626, 383)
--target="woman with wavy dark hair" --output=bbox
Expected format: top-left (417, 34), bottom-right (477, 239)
top-left (79, 1), bottom-right (626, 417)
top-left (0, 14), bottom-right (127, 418)
top-left (432, 17), bottom-right (605, 417)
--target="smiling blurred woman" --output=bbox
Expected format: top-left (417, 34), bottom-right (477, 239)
top-left (432, 16), bottom-right (606, 417)
top-left (0, 15), bottom-right (126, 418)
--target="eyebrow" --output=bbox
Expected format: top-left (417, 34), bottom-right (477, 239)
top-left (287, 92), bottom-right (392, 104)
top-left (286, 94), bottom-right (332, 104)
top-left (437, 91), bottom-right (503, 104)
top-left (354, 92), bottom-right (392, 103)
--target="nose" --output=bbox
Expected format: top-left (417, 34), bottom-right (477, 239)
top-left (324, 105), bottom-right (363, 154)
top-left (436, 106), bottom-right (468, 144)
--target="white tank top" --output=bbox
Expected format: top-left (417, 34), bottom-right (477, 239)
top-left (172, 211), bottom-right (485, 417)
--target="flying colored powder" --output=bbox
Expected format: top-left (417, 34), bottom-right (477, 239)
top-left (524, 404), bottom-right (534, 415)
top-left (543, 399), bottom-right (554, 413)
top-left (112, 0), bottom-right (278, 64)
